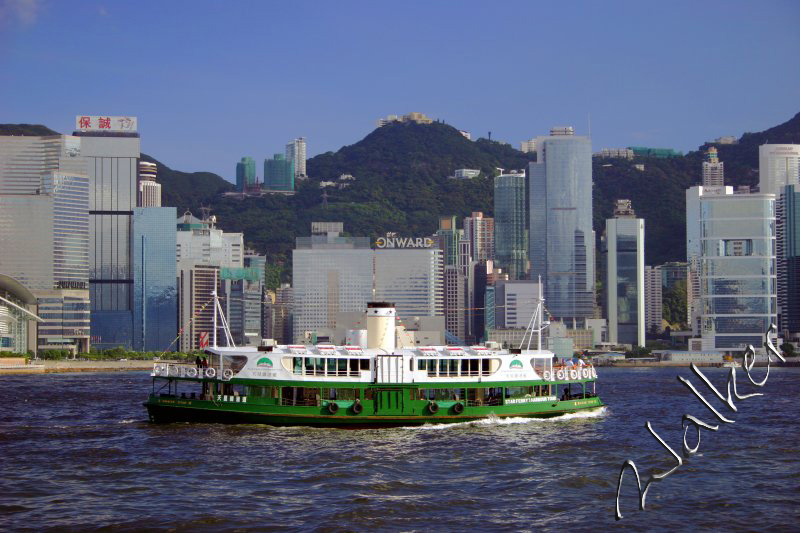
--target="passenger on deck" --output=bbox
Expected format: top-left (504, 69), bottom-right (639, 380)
top-left (195, 356), bottom-right (202, 369)
top-left (202, 357), bottom-right (208, 369)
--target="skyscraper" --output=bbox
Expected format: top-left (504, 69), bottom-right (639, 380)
top-left (73, 115), bottom-right (140, 350)
top-left (435, 216), bottom-right (464, 267)
top-left (686, 186), bottom-right (776, 352)
top-left (494, 171), bottom-right (527, 280)
top-left (777, 185), bottom-right (800, 339)
top-left (0, 134), bottom-right (91, 353)
top-left (286, 137), bottom-right (307, 180)
top-left (292, 225), bottom-right (372, 342)
top-left (604, 200), bottom-right (645, 347)
top-left (644, 265), bottom-right (663, 333)
top-left (236, 156), bottom-right (256, 192)
top-left (702, 146), bottom-right (724, 187)
top-left (463, 211), bottom-right (494, 263)
top-left (528, 127), bottom-right (594, 324)
top-left (374, 248), bottom-right (444, 321)
top-left (758, 144), bottom-right (800, 196)
top-left (264, 154), bottom-right (295, 191)
top-left (132, 207), bottom-right (177, 351)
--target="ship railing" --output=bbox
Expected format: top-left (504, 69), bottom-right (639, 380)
top-left (279, 397), bottom-right (321, 407)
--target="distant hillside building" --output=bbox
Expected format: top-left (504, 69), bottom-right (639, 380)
top-left (520, 139), bottom-right (537, 153)
top-left (264, 154), bottom-right (294, 191)
top-left (286, 137), bottom-right (307, 180)
top-left (628, 146), bottom-right (683, 158)
top-left (594, 148), bottom-right (634, 160)
top-left (376, 112), bottom-right (433, 128)
top-left (452, 168), bottom-right (480, 179)
top-left (702, 147), bottom-right (724, 187)
top-left (236, 157), bottom-right (256, 192)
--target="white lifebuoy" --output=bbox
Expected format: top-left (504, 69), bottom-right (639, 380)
top-left (186, 367), bottom-right (197, 378)
top-left (592, 367), bottom-right (598, 379)
top-left (205, 367), bottom-right (216, 379)
top-left (582, 368), bottom-right (590, 379)
top-left (169, 365), bottom-right (180, 377)
top-left (222, 369), bottom-right (233, 380)
top-left (569, 369), bottom-right (578, 380)
top-left (153, 365), bottom-right (162, 376)
top-left (556, 369), bottom-right (565, 380)
top-left (543, 370), bottom-right (552, 381)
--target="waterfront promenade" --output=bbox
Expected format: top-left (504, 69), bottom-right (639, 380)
top-left (0, 358), bottom-right (160, 375)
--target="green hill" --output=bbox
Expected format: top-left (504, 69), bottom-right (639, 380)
top-left (3, 112), bottom-right (800, 271)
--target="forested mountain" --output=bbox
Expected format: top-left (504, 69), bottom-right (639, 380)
top-left (3, 111), bottom-right (800, 270)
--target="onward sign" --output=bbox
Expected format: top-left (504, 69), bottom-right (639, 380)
top-left (375, 235), bottom-right (434, 249)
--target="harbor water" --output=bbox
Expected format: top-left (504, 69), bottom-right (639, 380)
top-left (0, 367), bottom-right (798, 531)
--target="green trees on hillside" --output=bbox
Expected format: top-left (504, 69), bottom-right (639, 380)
top-left (663, 280), bottom-right (688, 329)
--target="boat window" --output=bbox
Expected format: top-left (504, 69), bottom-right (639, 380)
top-left (281, 387), bottom-right (320, 406)
top-left (247, 386), bottom-right (278, 397)
top-left (349, 359), bottom-right (359, 375)
top-left (505, 386), bottom-right (535, 399)
top-left (466, 387), bottom-right (502, 406)
top-left (533, 385), bottom-right (552, 397)
top-left (360, 359), bottom-right (370, 371)
top-left (326, 388), bottom-right (358, 401)
top-left (418, 388), bottom-right (464, 401)
top-left (326, 358), bottom-right (337, 374)
top-left (365, 389), bottom-right (373, 400)
top-left (293, 357), bottom-right (302, 374)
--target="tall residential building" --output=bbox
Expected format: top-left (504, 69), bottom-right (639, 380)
top-left (777, 185), bottom-right (800, 338)
top-left (758, 144), bottom-right (800, 196)
top-left (292, 228), bottom-right (373, 342)
top-left (702, 146), bottom-right (724, 187)
top-left (266, 284), bottom-right (293, 344)
top-left (73, 115), bottom-right (140, 350)
top-left (644, 265), bottom-right (663, 333)
top-left (138, 161), bottom-right (161, 207)
top-left (604, 200), bottom-right (645, 346)
top-left (435, 216), bottom-right (465, 267)
top-left (285, 138), bottom-right (307, 180)
top-left (236, 156), bottom-right (257, 192)
top-left (0, 134), bottom-right (91, 353)
top-left (529, 127), bottom-right (594, 324)
top-left (374, 248), bottom-right (444, 321)
top-left (176, 212), bottom-right (243, 351)
top-left (686, 185), bottom-right (777, 352)
top-left (494, 171), bottom-right (527, 280)
top-left (264, 154), bottom-right (295, 191)
top-left (444, 265), bottom-right (467, 343)
top-left (132, 207), bottom-right (177, 351)
top-left (463, 211), bottom-right (494, 263)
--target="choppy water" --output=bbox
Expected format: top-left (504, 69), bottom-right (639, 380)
top-left (0, 367), bottom-right (798, 531)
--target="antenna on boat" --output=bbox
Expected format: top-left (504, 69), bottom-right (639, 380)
top-left (211, 290), bottom-right (236, 349)
top-left (518, 276), bottom-right (548, 352)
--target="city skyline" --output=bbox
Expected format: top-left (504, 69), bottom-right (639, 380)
top-left (1, 1), bottom-right (799, 179)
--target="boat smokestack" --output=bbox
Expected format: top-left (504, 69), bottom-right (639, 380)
top-left (366, 302), bottom-right (396, 353)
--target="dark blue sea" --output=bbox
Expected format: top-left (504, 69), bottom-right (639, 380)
top-left (0, 367), bottom-right (798, 531)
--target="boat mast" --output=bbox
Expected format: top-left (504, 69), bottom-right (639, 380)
top-left (537, 276), bottom-right (543, 352)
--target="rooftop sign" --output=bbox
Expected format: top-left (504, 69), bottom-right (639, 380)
top-left (375, 236), bottom-right (434, 249)
top-left (75, 115), bottom-right (137, 133)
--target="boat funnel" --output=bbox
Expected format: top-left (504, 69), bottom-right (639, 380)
top-left (366, 302), bottom-right (396, 353)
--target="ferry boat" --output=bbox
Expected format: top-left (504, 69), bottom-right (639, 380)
top-left (144, 288), bottom-right (603, 427)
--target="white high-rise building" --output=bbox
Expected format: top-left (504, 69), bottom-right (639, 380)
top-left (758, 144), bottom-right (800, 195)
top-left (644, 265), bottom-right (663, 333)
top-left (520, 139), bottom-right (536, 153)
top-left (286, 137), bottom-right (307, 180)
top-left (463, 211), bottom-right (494, 263)
top-left (138, 161), bottom-right (161, 207)
top-left (604, 200), bottom-right (645, 347)
top-left (702, 147), bottom-right (724, 187)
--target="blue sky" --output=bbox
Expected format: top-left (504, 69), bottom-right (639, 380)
top-left (1, 0), bottom-right (799, 181)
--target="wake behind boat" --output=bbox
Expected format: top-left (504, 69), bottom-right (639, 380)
top-left (144, 286), bottom-right (603, 427)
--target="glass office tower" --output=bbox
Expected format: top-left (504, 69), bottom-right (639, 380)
top-left (494, 171), bottom-right (528, 280)
top-left (699, 193), bottom-right (776, 351)
top-left (132, 207), bottom-right (177, 352)
top-left (529, 128), bottom-right (594, 325)
top-left (605, 207), bottom-right (645, 347)
top-left (374, 248), bottom-right (444, 320)
top-left (264, 154), bottom-right (294, 191)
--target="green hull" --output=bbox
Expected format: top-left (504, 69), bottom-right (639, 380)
top-left (143, 394), bottom-right (604, 427)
